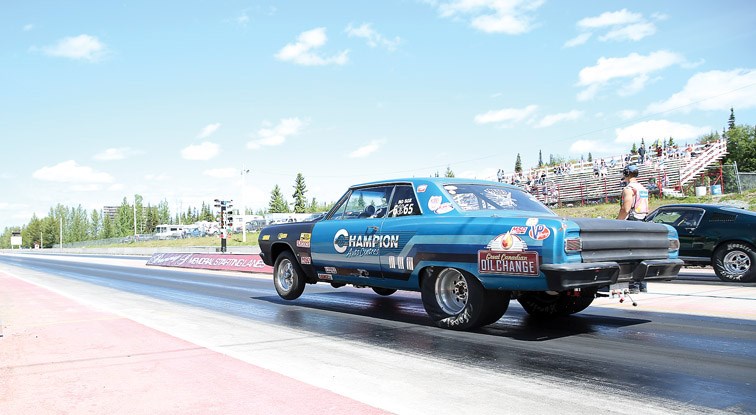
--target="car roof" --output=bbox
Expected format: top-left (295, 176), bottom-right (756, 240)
top-left (350, 177), bottom-right (518, 189)
top-left (654, 203), bottom-right (756, 216)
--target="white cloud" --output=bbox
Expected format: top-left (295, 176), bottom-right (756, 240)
top-left (599, 21), bottom-right (656, 42)
top-left (348, 139), bottom-right (386, 158)
top-left (474, 104), bottom-right (538, 125)
top-left (577, 50), bottom-right (685, 100)
top-left (197, 123), bottom-right (221, 139)
top-left (32, 160), bottom-right (114, 183)
top-left (247, 117), bottom-right (307, 149)
top-left (346, 23), bottom-right (401, 51)
top-left (203, 168), bottom-right (237, 178)
top-left (645, 68), bottom-right (756, 114)
top-left (93, 147), bottom-right (136, 161)
top-left (181, 142), bottom-right (220, 160)
top-left (275, 27), bottom-right (349, 66)
top-left (41, 34), bottom-right (107, 62)
top-left (578, 9), bottom-right (643, 29)
top-left (614, 120), bottom-right (710, 144)
top-left (534, 110), bottom-right (583, 128)
top-left (569, 139), bottom-right (622, 155)
top-left (563, 33), bottom-right (591, 48)
top-left (434, 0), bottom-right (544, 34)
top-left (23, 24), bottom-right (34, 31)
top-left (70, 184), bottom-right (102, 192)
top-left (618, 109), bottom-right (639, 120)
top-left (569, 9), bottom-right (657, 47)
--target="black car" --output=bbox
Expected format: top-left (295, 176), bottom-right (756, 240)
top-left (645, 203), bottom-right (756, 282)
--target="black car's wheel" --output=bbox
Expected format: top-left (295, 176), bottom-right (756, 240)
top-left (713, 242), bottom-right (756, 283)
top-left (372, 287), bottom-right (397, 296)
top-left (517, 291), bottom-right (595, 319)
top-left (273, 251), bottom-right (306, 300)
top-left (421, 268), bottom-right (501, 330)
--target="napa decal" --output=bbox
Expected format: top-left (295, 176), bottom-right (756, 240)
top-left (333, 228), bottom-right (400, 257)
top-left (479, 231), bottom-right (539, 276)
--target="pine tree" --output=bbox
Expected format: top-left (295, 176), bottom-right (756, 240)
top-left (444, 166), bottom-right (455, 178)
top-left (268, 185), bottom-right (290, 213)
top-left (515, 153), bottom-right (522, 173)
top-left (728, 107), bottom-right (735, 130)
top-left (292, 173), bottom-right (308, 213)
top-left (588, 152), bottom-right (593, 162)
top-left (668, 137), bottom-right (675, 147)
top-left (538, 150), bottom-right (543, 167)
top-left (631, 143), bottom-right (637, 153)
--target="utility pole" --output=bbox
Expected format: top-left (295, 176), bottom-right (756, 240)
top-left (241, 168), bottom-right (250, 243)
top-left (214, 199), bottom-right (233, 253)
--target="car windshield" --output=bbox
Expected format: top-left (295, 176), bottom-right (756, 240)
top-left (443, 183), bottom-right (554, 214)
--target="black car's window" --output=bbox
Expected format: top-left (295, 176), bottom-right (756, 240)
top-left (443, 183), bottom-right (553, 214)
top-left (650, 209), bottom-right (704, 228)
top-left (329, 186), bottom-right (392, 220)
top-left (388, 185), bottom-right (421, 217)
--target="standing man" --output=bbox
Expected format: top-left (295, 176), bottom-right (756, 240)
top-left (617, 164), bottom-right (650, 292)
top-left (638, 142), bottom-right (646, 164)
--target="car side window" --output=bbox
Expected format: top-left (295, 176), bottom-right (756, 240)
top-left (330, 186), bottom-right (391, 220)
top-left (649, 210), bottom-right (681, 226)
top-left (677, 210), bottom-right (705, 228)
top-left (388, 185), bottom-right (421, 217)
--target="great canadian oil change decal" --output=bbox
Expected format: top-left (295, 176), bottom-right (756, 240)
top-left (478, 231), bottom-right (539, 276)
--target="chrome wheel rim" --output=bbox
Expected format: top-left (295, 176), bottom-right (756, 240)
top-left (276, 259), bottom-right (294, 292)
top-left (435, 268), bottom-right (467, 315)
top-left (723, 250), bottom-right (750, 276)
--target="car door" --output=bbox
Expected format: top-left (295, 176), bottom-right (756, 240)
top-left (379, 184), bottom-right (423, 281)
top-left (311, 185), bottom-right (392, 280)
top-left (648, 207), bottom-right (707, 260)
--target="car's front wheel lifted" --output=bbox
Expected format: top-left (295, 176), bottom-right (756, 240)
top-left (517, 290), bottom-right (595, 319)
top-left (713, 242), bottom-right (755, 283)
top-left (273, 251), bottom-right (306, 300)
top-left (421, 268), bottom-right (507, 330)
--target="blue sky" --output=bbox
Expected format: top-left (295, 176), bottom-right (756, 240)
top-left (2, 1), bottom-right (756, 227)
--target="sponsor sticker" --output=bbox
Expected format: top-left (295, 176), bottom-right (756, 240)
top-left (510, 226), bottom-right (528, 234)
top-left (324, 266), bottom-right (337, 274)
top-left (487, 232), bottom-right (528, 252)
top-left (301, 256), bottom-right (312, 265)
top-left (318, 273), bottom-right (333, 281)
top-left (300, 233), bottom-right (311, 241)
top-left (261, 235), bottom-right (270, 241)
top-left (333, 228), bottom-right (399, 257)
top-left (428, 196), bottom-right (442, 212)
top-left (277, 233), bottom-right (288, 239)
top-left (296, 239), bottom-right (311, 248)
top-left (528, 224), bottom-right (551, 241)
top-left (478, 250), bottom-right (539, 276)
top-left (434, 202), bottom-right (454, 214)
top-left (417, 184), bottom-right (427, 193)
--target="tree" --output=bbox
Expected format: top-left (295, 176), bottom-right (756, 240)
top-left (728, 107), bottom-right (736, 130)
top-left (588, 152), bottom-right (593, 162)
top-left (724, 124), bottom-right (756, 171)
top-left (268, 185), bottom-right (290, 213)
top-left (538, 150), bottom-right (543, 167)
top-left (668, 137), bottom-right (675, 147)
top-left (292, 173), bottom-right (308, 213)
top-left (89, 209), bottom-right (101, 240)
top-left (631, 143), bottom-right (637, 153)
top-left (157, 200), bottom-right (171, 225)
top-left (514, 153), bottom-right (522, 173)
top-left (444, 166), bottom-right (455, 178)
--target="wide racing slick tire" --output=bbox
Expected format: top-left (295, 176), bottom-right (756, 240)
top-left (713, 242), bottom-right (756, 283)
top-left (421, 268), bottom-right (500, 330)
top-left (517, 290), bottom-right (595, 319)
top-left (273, 251), bottom-right (306, 300)
top-left (477, 291), bottom-right (511, 326)
top-left (372, 287), bottom-right (397, 296)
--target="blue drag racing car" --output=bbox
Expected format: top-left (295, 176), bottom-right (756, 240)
top-left (259, 178), bottom-right (682, 330)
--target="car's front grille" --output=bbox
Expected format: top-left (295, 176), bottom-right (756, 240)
top-left (570, 218), bottom-right (671, 263)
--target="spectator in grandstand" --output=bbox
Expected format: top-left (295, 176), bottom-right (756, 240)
top-left (638, 143), bottom-right (646, 163)
top-left (617, 164), bottom-right (650, 293)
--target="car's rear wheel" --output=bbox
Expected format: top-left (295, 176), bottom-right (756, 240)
top-left (421, 268), bottom-right (504, 330)
top-left (517, 290), bottom-right (595, 319)
top-left (372, 287), bottom-right (397, 296)
top-left (273, 251), bottom-right (306, 300)
top-left (713, 242), bottom-right (755, 283)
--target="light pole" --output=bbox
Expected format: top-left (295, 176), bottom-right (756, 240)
top-left (241, 168), bottom-right (250, 243)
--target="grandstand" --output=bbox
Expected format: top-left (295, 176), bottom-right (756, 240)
top-left (499, 140), bottom-right (729, 206)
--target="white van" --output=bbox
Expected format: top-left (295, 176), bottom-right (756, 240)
top-left (154, 224), bottom-right (188, 239)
